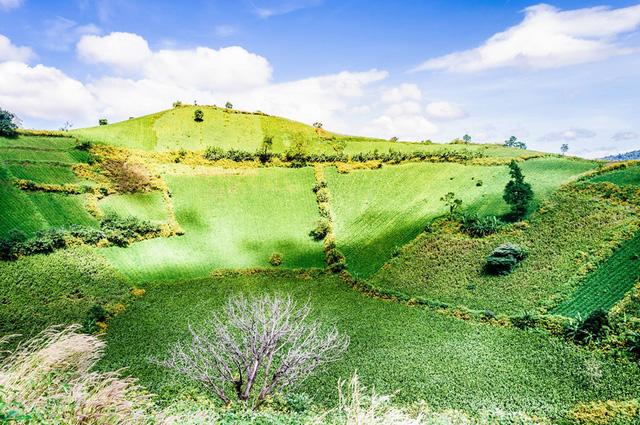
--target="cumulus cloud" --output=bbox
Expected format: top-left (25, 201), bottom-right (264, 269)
top-left (613, 131), bottom-right (638, 141)
top-left (0, 34), bottom-right (34, 62)
top-left (77, 32), bottom-right (152, 72)
top-left (0, 61), bottom-right (97, 121)
top-left (384, 101), bottom-right (422, 117)
top-left (77, 32), bottom-right (272, 91)
top-left (538, 128), bottom-right (596, 142)
top-left (0, 0), bottom-right (22, 11)
top-left (411, 3), bottom-right (640, 73)
top-left (425, 101), bottom-right (466, 121)
top-left (381, 83), bottom-right (421, 103)
top-left (362, 115), bottom-right (438, 141)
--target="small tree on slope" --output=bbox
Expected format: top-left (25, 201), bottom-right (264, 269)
top-left (503, 160), bottom-right (534, 219)
top-left (0, 108), bottom-right (20, 137)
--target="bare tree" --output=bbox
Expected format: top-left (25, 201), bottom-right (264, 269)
top-left (150, 293), bottom-right (349, 409)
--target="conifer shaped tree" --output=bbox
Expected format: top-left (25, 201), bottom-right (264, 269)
top-left (503, 160), bottom-right (533, 219)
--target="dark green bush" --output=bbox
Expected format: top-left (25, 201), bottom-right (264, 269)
top-left (309, 217), bottom-right (331, 241)
top-left (513, 311), bottom-right (537, 330)
top-left (567, 309), bottom-right (610, 344)
top-left (316, 188), bottom-right (330, 203)
top-left (68, 224), bottom-right (106, 244)
top-left (459, 213), bottom-right (502, 237)
top-left (75, 139), bottom-right (92, 151)
top-left (193, 109), bottom-right (204, 122)
top-left (313, 180), bottom-right (327, 193)
top-left (268, 252), bottom-right (283, 267)
top-left (82, 304), bottom-right (110, 333)
top-left (0, 229), bottom-right (27, 260)
top-left (486, 243), bottom-right (525, 275)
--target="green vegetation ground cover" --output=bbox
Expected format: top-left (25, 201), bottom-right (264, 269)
top-left (326, 158), bottom-right (597, 277)
top-left (589, 166), bottom-right (640, 187)
top-left (0, 147), bottom-right (88, 164)
top-left (0, 165), bottom-right (46, 236)
top-left (101, 167), bottom-right (325, 281)
top-left (73, 112), bottom-right (162, 151)
top-left (7, 164), bottom-right (82, 184)
top-left (98, 191), bottom-right (168, 222)
top-left (27, 192), bottom-right (98, 228)
top-left (367, 190), bottom-right (638, 315)
top-left (0, 246), bottom-right (131, 335)
top-left (0, 135), bottom-right (76, 149)
top-left (99, 272), bottom-right (640, 419)
top-left (555, 232), bottom-right (640, 316)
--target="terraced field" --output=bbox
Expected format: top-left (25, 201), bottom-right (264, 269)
top-left (555, 232), bottom-right (640, 316)
top-left (7, 164), bottom-right (82, 184)
top-left (0, 165), bottom-right (46, 235)
top-left (99, 272), bottom-right (640, 418)
top-left (100, 167), bottom-right (325, 281)
top-left (27, 192), bottom-right (98, 228)
top-left (73, 112), bottom-right (162, 151)
top-left (589, 164), bottom-right (640, 186)
top-left (98, 192), bottom-right (169, 222)
top-left (326, 158), bottom-right (597, 277)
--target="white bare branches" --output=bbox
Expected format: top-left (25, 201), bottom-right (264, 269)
top-left (150, 292), bottom-right (349, 409)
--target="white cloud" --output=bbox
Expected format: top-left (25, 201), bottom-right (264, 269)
top-left (425, 101), bottom-right (466, 121)
top-left (0, 0), bottom-right (22, 11)
top-left (411, 3), bottom-right (640, 73)
top-left (613, 131), bottom-right (638, 141)
top-left (362, 115), bottom-right (438, 141)
top-left (381, 83), bottom-right (421, 103)
top-left (77, 32), bottom-right (152, 72)
top-left (538, 128), bottom-right (596, 142)
top-left (77, 33), bottom-right (272, 91)
top-left (384, 101), bottom-right (422, 117)
top-left (0, 61), bottom-right (97, 121)
top-left (0, 34), bottom-right (34, 62)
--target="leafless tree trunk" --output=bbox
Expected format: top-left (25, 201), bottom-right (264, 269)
top-left (150, 292), bottom-right (349, 409)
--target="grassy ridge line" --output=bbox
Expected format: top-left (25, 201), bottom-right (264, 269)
top-left (99, 271), bottom-right (640, 417)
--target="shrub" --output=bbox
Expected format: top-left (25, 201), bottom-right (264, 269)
top-left (269, 252), bottom-right (283, 267)
top-left (313, 180), bottom-right (327, 193)
top-left (486, 243), bottom-right (525, 275)
top-left (98, 118), bottom-right (108, 126)
top-left (309, 217), bottom-right (331, 241)
top-left (194, 108), bottom-right (204, 122)
top-left (503, 160), bottom-right (534, 219)
top-left (225, 101), bottom-right (233, 109)
top-left (459, 213), bottom-right (501, 237)
top-left (82, 305), bottom-right (110, 334)
top-left (173, 100), bottom-right (182, 107)
top-left (0, 229), bottom-right (27, 260)
top-left (513, 311), bottom-right (537, 329)
top-left (567, 309), bottom-right (610, 344)
top-left (75, 138), bottom-right (92, 151)
top-left (204, 146), bottom-right (224, 161)
top-left (316, 187), bottom-right (330, 203)
top-left (68, 224), bottom-right (106, 244)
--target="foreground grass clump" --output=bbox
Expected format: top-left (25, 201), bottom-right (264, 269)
top-left (326, 158), bottom-right (596, 277)
top-left (0, 246), bottom-right (131, 335)
top-left (99, 272), bottom-right (640, 419)
top-left (101, 168), bottom-right (325, 281)
top-left (368, 189), bottom-right (639, 315)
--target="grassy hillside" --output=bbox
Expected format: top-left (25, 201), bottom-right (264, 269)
top-left (0, 165), bottom-right (47, 235)
top-left (98, 192), bottom-right (169, 222)
top-left (0, 246), bottom-right (131, 335)
top-left (100, 167), bottom-right (325, 281)
top-left (589, 165), bottom-right (640, 186)
top-left (366, 189), bottom-right (638, 315)
top-left (99, 272), bottom-right (640, 418)
top-left (555, 233), bottom-right (640, 316)
top-left (326, 158), bottom-right (597, 277)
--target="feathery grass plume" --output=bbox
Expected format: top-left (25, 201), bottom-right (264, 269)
top-left (0, 324), bottom-right (152, 424)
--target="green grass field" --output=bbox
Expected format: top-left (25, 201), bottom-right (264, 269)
top-left (555, 232), bottom-right (640, 316)
top-left (99, 272), bottom-right (640, 419)
top-left (0, 165), bottom-right (47, 236)
top-left (7, 164), bottom-right (82, 184)
top-left (0, 147), bottom-right (88, 164)
top-left (27, 192), bottom-right (98, 228)
top-left (0, 246), bottom-right (131, 335)
top-left (73, 112), bottom-right (162, 151)
top-left (589, 165), bottom-right (640, 187)
top-left (367, 190), bottom-right (638, 315)
top-left (326, 158), bottom-right (597, 277)
top-left (99, 191), bottom-right (169, 222)
top-left (0, 135), bottom-right (76, 149)
top-left (100, 168), bottom-right (325, 281)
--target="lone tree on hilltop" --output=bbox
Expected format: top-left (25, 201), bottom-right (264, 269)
top-left (503, 160), bottom-right (534, 219)
top-left (99, 118), bottom-right (108, 126)
top-left (225, 101), bottom-right (233, 109)
top-left (313, 122), bottom-right (323, 129)
top-left (193, 108), bottom-right (204, 122)
top-left (151, 292), bottom-right (349, 409)
top-left (463, 134), bottom-right (471, 144)
top-left (503, 136), bottom-right (527, 150)
top-left (561, 143), bottom-right (569, 155)
top-left (0, 108), bottom-right (20, 137)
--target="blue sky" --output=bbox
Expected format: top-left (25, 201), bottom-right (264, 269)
top-left (1, 0), bottom-right (640, 157)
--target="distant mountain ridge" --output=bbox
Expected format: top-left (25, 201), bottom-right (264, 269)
top-left (602, 150), bottom-right (640, 161)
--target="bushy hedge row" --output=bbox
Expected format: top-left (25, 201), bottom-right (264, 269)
top-left (205, 146), bottom-right (485, 165)
top-left (0, 212), bottom-right (160, 260)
